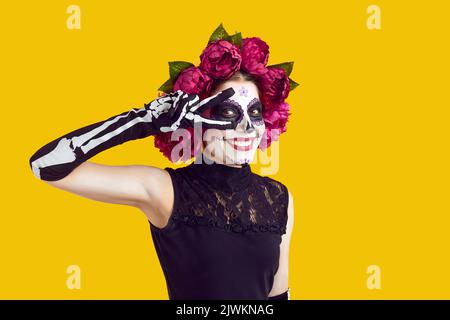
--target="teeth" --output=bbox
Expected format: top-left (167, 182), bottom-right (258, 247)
top-left (233, 139), bottom-right (253, 147)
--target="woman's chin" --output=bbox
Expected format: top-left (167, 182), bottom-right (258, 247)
top-left (202, 145), bottom-right (258, 165)
top-left (225, 150), bottom-right (257, 165)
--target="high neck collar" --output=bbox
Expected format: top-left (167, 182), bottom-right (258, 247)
top-left (186, 155), bottom-right (253, 193)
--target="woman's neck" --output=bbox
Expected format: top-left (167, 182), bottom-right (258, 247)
top-left (200, 152), bottom-right (245, 168)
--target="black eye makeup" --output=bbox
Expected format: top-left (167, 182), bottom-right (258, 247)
top-left (201, 97), bottom-right (264, 127)
top-left (247, 98), bottom-right (263, 121)
top-left (210, 99), bottom-right (243, 121)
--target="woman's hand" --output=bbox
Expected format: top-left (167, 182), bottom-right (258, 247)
top-left (148, 87), bottom-right (237, 133)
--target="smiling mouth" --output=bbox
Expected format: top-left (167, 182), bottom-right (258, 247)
top-left (226, 137), bottom-right (256, 151)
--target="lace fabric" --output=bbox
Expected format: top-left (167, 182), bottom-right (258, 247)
top-left (160, 158), bottom-right (289, 235)
top-left (148, 156), bottom-right (290, 300)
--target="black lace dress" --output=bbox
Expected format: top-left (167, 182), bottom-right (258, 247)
top-left (149, 157), bottom-right (290, 300)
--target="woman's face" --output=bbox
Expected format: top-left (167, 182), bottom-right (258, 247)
top-left (201, 79), bottom-right (265, 165)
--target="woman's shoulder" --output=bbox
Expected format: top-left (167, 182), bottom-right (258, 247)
top-left (163, 165), bottom-right (194, 188)
top-left (250, 174), bottom-right (289, 226)
top-left (252, 172), bottom-right (289, 195)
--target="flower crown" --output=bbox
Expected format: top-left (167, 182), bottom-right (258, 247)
top-left (154, 23), bottom-right (299, 163)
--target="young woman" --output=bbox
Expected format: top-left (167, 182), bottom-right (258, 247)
top-left (29, 28), bottom-right (296, 300)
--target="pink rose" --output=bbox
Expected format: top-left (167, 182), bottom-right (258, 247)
top-left (153, 131), bottom-right (174, 161)
top-left (259, 67), bottom-right (290, 106)
top-left (259, 101), bottom-right (290, 150)
top-left (154, 127), bottom-right (203, 163)
top-left (240, 37), bottom-right (269, 76)
top-left (173, 66), bottom-right (213, 97)
top-left (263, 102), bottom-right (290, 133)
top-left (199, 40), bottom-right (242, 79)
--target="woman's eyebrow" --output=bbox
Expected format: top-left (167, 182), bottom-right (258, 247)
top-left (219, 99), bottom-right (241, 107)
top-left (218, 98), bottom-right (261, 109)
top-left (247, 98), bottom-right (261, 108)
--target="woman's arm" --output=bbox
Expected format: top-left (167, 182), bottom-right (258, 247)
top-left (44, 162), bottom-right (158, 206)
top-left (268, 190), bottom-right (294, 299)
top-left (44, 162), bottom-right (173, 227)
top-left (29, 89), bottom-right (235, 220)
top-left (29, 89), bottom-right (234, 182)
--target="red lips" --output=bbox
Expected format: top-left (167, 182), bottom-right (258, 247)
top-left (228, 137), bottom-right (255, 151)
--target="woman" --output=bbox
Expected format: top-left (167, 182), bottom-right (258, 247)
top-left (29, 25), bottom-right (297, 300)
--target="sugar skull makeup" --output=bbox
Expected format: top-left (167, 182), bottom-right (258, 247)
top-left (202, 81), bottom-right (265, 165)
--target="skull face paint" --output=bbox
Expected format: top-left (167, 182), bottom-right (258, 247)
top-left (202, 80), bottom-right (265, 166)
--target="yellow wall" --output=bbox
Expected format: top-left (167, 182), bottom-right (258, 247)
top-left (1, 0), bottom-right (449, 299)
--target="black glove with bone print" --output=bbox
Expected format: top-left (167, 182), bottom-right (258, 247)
top-left (29, 88), bottom-right (236, 181)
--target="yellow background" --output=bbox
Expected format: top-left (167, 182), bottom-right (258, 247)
top-left (1, 0), bottom-right (449, 299)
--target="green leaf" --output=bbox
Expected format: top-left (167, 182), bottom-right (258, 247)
top-left (289, 78), bottom-right (299, 91)
top-left (228, 32), bottom-right (243, 48)
top-left (169, 61), bottom-right (195, 80)
top-left (208, 22), bottom-right (229, 44)
top-left (268, 61), bottom-right (294, 76)
top-left (158, 78), bottom-right (174, 94)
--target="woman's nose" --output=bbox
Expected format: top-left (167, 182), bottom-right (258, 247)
top-left (246, 121), bottom-right (255, 132)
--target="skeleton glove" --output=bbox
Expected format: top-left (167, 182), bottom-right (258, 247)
top-left (29, 88), bottom-right (236, 181)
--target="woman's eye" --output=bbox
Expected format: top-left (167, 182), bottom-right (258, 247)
top-left (249, 108), bottom-right (261, 116)
top-left (221, 108), bottom-right (237, 118)
top-left (211, 104), bottom-right (239, 120)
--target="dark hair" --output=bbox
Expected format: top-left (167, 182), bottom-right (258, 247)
top-left (209, 70), bottom-right (260, 96)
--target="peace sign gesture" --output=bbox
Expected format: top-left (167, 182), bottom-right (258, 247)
top-left (145, 88), bottom-right (237, 133)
